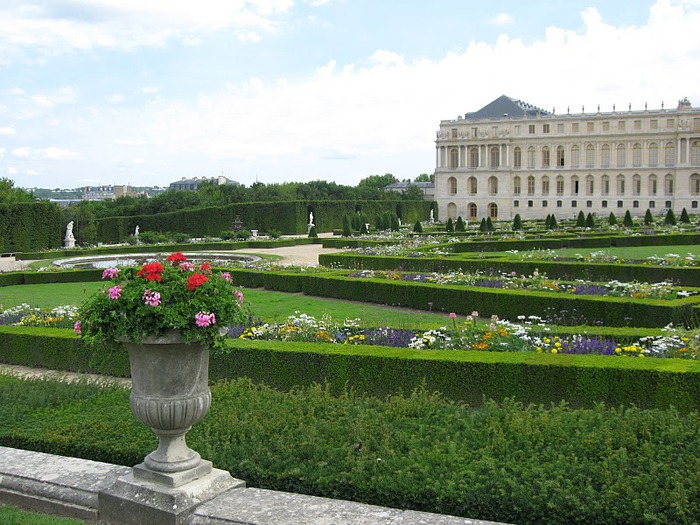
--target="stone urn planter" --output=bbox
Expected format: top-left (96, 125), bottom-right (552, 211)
top-left (124, 331), bottom-right (212, 480)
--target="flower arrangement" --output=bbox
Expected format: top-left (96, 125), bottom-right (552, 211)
top-left (74, 252), bottom-right (251, 349)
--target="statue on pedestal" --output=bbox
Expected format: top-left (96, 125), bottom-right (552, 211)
top-left (64, 221), bottom-right (76, 249)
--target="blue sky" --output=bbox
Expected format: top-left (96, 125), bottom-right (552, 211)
top-left (1, 0), bottom-right (698, 190)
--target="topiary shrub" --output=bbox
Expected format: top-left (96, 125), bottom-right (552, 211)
top-left (413, 220), bottom-right (423, 233)
top-left (665, 208), bottom-right (677, 226)
top-left (308, 225), bottom-right (318, 238)
top-left (446, 218), bottom-right (454, 233)
top-left (585, 213), bottom-right (595, 229)
top-left (512, 214), bottom-right (522, 231)
top-left (486, 216), bottom-right (495, 232)
top-left (455, 216), bottom-right (466, 232)
top-left (479, 218), bottom-right (487, 233)
top-left (680, 207), bottom-right (690, 224)
top-left (576, 210), bottom-right (586, 228)
top-left (623, 210), bottom-right (634, 228)
top-left (608, 212), bottom-right (618, 226)
top-left (644, 209), bottom-right (654, 225)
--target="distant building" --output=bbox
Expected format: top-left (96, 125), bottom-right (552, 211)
top-left (82, 184), bottom-right (144, 201)
top-left (169, 175), bottom-right (240, 191)
top-left (383, 181), bottom-right (435, 200)
top-left (434, 95), bottom-right (700, 221)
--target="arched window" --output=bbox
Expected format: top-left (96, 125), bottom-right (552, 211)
top-left (450, 149), bottom-right (459, 169)
top-left (691, 141), bottom-right (700, 165)
top-left (448, 176), bottom-right (457, 195)
top-left (691, 174), bottom-right (700, 195)
top-left (633, 174), bottom-right (641, 196)
top-left (469, 147), bottom-right (479, 168)
top-left (527, 175), bottom-right (535, 195)
top-left (586, 175), bottom-right (594, 195)
top-left (649, 174), bottom-right (657, 196)
top-left (556, 175), bottom-right (564, 195)
top-left (557, 146), bottom-right (565, 167)
top-left (488, 203), bottom-right (498, 219)
top-left (468, 176), bottom-right (477, 195)
top-left (542, 146), bottom-right (550, 168)
top-left (585, 144), bottom-right (595, 168)
top-left (468, 203), bottom-right (477, 219)
top-left (665, 142), bottom-right (676, 167)
top-left (488, 176), bottom-right (498, 195)
top-left (571, 145), bottom-right (580, 168)
top-left (602, 175), bottom-right (610, 196)
top-left (542, 176), bottom-right (550, 195)
top-left (527, 147), bottom-right (536, 169)
top-left (513, 176), bottom-right (521, 195)
top-left (601, 144), bottom-right (611, 168)
top-left (632, 143), bottom-right (642, 167)
top-left (617, 174), bottom-right (625, 196)
top-left (490, 147), bottom-right (500, 168)
top-left (447, 202), bottom-right (457, 220)
top-left (665, 174), bottom-right (674, 195)
top-left (649, 143), bottom-right (659, 167)
top-left (571, 175), bottom-right (580, 195)
top-left (616, 144), bottom-right (626, 167)
top-left (513, 147), bottom-right (522, 169)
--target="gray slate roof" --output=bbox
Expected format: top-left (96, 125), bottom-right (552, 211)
top-left (464, 95), bottom-right (550, 120)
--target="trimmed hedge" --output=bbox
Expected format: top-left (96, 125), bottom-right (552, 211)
top-left (2, 327), bottom-right (700, 413)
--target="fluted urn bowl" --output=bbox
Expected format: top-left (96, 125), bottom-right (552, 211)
top-left (121, 331), bottom-right (211, 474)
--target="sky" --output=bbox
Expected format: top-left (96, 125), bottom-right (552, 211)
top-left (1, 0), bottom-right (700, 190)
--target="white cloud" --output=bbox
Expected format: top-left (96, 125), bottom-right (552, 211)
top-left (0, 126), bottom-right (16, 135)
top-left (11, 146), bottom-right (81, 160)
top-left (0, 148), bottom-right (5, 157)
top-left (12, 147), bottom-right (31, 158)
top-left (45, 147), bottom-right (81, 160)
top-left (490, 12), bottom-right (514, 26)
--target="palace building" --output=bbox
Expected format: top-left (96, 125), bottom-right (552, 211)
top-left (434, 95), bottom-right (700, 221)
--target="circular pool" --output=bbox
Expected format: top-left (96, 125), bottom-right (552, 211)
top-left (53, 252), bottom-right (260, 270)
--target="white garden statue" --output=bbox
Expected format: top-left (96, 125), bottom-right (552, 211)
top-left (64, 221), bottom-right (75, 249)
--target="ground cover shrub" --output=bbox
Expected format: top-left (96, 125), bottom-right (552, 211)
top-left (1, 374), bottom-right (699, 525)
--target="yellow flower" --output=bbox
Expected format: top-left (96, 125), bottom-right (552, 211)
top-left (551, 348), bottom-right (558, 354)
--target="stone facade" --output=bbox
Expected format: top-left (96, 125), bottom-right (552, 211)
top-left (434, 95), bottom-right (700, 221)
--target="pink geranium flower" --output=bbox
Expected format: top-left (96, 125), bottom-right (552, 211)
top-left (234, 290), bottom-right (244, 304)
top-left (142, 289), bottom-right (161, 307)
top-left (73, 320), bottom-right (81, 334)
top-left (221, 272), bottom-right (232, 282)
top-left (108, 285), bottom-right (123, 299)
top-left (195, 311), bottom-right (216, 327)
top-left (102, 267), bottom-right (119, 280)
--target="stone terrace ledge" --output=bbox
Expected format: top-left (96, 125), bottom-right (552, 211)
top-left (0, 446), bottom-right (511, 525)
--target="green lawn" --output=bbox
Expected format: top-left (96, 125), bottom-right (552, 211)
top-left (0, 505), bottom-right (86, 524)
top-left (0, 282), bottom-right (453, 330)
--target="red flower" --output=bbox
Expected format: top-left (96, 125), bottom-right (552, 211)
top-left (137, 261), bottom-right (164, 282)
top-left (199, 262), bottom-right (211, 271)
top-left (167, 252), bottom-right (187, 266)
top-left (187, 273), bottom-right (208, 291)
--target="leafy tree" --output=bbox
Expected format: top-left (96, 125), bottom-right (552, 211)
top-left (680, 207), bottom-right (690, 224)
top-left (585, 213), bottom-right (595, 229)
top-left (576, 210), bottom-right (586, 228)
top-left (644, 209), bottom-right (654, 225)
top-left (0, 178), bottom-right (34, 204)
top-left (455, 216), bottom-right (466, 232)
top-left (512, 213), bottom-right (522, 231)
top-left (446, 217), bottom-right (454, 233)
top-left (357, 173), bottom-right (398, 190)
top-left (414, 173), bottom-right (434, 183)
top-left (623, 210), bottom-right (634, 228)
top-left (664, 208), bottom-right (677, 226)
top-left (608, 212), bottom-right (618, 226)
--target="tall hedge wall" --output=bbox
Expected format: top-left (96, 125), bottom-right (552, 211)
top-left (96, 200), bottom-right (433, 243)
top-left (0, 202), bottom-right (64, 252)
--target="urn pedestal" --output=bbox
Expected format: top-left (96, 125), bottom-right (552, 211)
top-left (98, 332), bottom-right (243, 525)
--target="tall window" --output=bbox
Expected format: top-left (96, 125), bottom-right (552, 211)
top-left (665, 174), bottom-right (674, 195)
top-left (513, 176), bottom-right (521, 195)
top-left (585, 144), bottom-right (595, 168)
top-left (488, 176), bottom-right (498, 195)
top-left (490, 147), bottom-right (500, 168)
top-left (633, 174), bottom-right (641, 196)
top-left (601, 144), bottom-right (610, 168)
top-left (448, 176), bottom-right (457, 195)
top-left (469, 147), bottom-right (479, 168)
top-left (602, 175), bottom-right (610, 196)
top-left (571, 145), bottom-right (580, 168)
top-left (447, 203), bottom-right (457, 220)
top-left (632, 143), bottom-right (642, 167)
top-left (542, 176), bottom-right (550, 195)
top-left (542, 146), bottom-right (550, 168)
top-left (571, 175), bottom-right (580, 195)
top-left (649, 143), bottom-right (659, 167)
top-left (649, 174), bottom-right (657, 196)
top-left (586, 175), bottom-right (594, 195)
top-left (527, 147), bottom-right (536, 169)
top-left (617, 174), bottom-right (625, 196)
top-left (556, 176), bottom-right (564, 195)
top-left (616, 144), bottom-right (626, 167)
top-left (527, 176), bottom-right (535, 195)
top-left (665, 142), bottom-right (676, 167)
top-left (468, 176), bottom-right (477, 195)
top-left (488, 203), bottom-right (498, 219)
top-left (468, 203), bottom-right (477, 219)
top-left (691, 141), bottom-right (700, 165)
top-left (513, 147), bottom-right (522, 168)
top-left (450, 149), bottom-right (458, 169)
top-left (691, 174), bottom-right (700, 195)
top-left (556, 146), bottom-right (565, 167)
